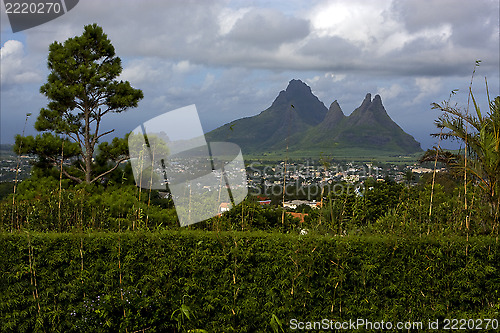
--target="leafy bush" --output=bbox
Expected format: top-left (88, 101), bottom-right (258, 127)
top-left (0, 231), bottom-right (498, 332)
top-left (0, 177), bottom-right (177, 232)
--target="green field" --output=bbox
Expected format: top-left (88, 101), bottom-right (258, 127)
top-left (244, 149), bottom-right (423, 164)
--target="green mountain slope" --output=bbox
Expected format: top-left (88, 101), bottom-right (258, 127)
top-left (206, 79), bottom-right (327, 152)
top-left (206, 80), bottom-right (422, 156)
top-left (300, 93), bottom-right (422, 153)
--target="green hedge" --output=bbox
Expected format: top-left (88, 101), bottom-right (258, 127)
top-left (1, 231), bottom-right (499, 332)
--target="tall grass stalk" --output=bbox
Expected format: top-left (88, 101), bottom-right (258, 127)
top-left (146, 148), bottom-right (156, 230)
top-left (215, 174), bottom-right (223, 232)
top-left (464, 60), bottom-right (481, 232)
top-left (26, 230), bottom-right (41, 316)
top-left (11, 113), bottom-right (31, 231)
top-left (76, 187), bottom-right (86, 298)
top-left (281, 158), bottom-right (287, 226)
top-left (118, 229), bottom-right (126, 320)
top-left (136, 146), bottom-right (145, 231)
top-left (318, 186), bottom-right (324, 226)
top-left (58, 141), bottom-right (64, 231)
top-left (429, 128), bottom-right (443, 235)
top-left (80, 236), bottom-right (85, 298)
top-left (485, 77), bottom-right (500, 234)
top-left (241, 198), bottom-right (245, 231)
top-left (281, 104), bottom-right (294, 226)
top-left (318, 156), bottom-right (330, 227)
top-left (232, 244), bottom-right (239, 319)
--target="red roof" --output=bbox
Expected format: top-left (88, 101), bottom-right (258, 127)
top-left (287, 212), bottom-right (308, 223)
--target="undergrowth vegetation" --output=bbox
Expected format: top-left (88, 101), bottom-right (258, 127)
top-left (1, 171), bottom-right (497, 237)
top-left (1, 231), bottom-right (499, 332)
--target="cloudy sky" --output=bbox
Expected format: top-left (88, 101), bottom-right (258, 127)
top-left (1, 0), bottom-right (499, 151)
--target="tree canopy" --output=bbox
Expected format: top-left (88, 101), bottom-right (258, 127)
top-left (16, 23), bottom-right (143, 184)
top-left (432, 88), bottom-right (500, 223)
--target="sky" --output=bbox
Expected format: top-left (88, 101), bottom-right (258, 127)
top-left (1, 0), bottom-right (499, 151)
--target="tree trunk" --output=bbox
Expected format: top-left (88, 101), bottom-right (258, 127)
top-left (85, 148), bottom-right (92, 183)
top-left (84, 107), bottom-right (92, 183)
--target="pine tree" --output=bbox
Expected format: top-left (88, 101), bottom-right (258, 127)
top-left (15, 24), bottom-right (143, 183)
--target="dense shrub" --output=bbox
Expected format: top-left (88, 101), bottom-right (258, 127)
top-left (1, 231), bottom-right (498, 332)
top-left (0, 177), bottom-right (177, 232)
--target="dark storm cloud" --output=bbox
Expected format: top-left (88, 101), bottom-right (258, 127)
top-left (1, 0), bottom-right (498, 148)
top-left (391, 0), bottom-right (497, 34)
top-left (5, 0), bottom-right (495, 75)
top-left (297, 35), bottom-right (359, 63)
top-left (391, 0), bottom-right (499, 55)
top-left (226, 8), bottom-right (310, 47)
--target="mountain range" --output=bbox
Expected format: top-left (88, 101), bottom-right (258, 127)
top-left (206, 79), bottom-right (422, 156)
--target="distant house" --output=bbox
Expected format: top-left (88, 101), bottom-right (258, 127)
top-left (283, 200), bottom-right (319, 209)
top-left (411, 167), bottom-right (432, 174)
top-left (411, 167), bottom-right (445, 174)
top-left (219, 202), bottom-right (231, 213)
top-left (258, 200), bottom-right (271, 205)
top-left (342, 174), bottom-right (359, 183)
top-left (287, 212), bottom-right (308, 223)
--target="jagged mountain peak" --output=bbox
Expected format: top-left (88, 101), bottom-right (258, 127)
top-left (286, 79), bottom-right (311, 93)
top-left (272, 79), bottom-right (318, 106)
top-left (361, 93), bottom-right (372, 106)
top-left (352, 93), bottom-right (387, 115)
top-left (330, 100), bottom-right (341, 108)
top-left (371, 94), bottom-right (385, 110)
top-left (327, 100), bottom-right (345, 118)
top-left (207, 80), bottom-right (422, 155)
top-left (270, 79), bottom-right (327, 125)
top-left (320, 100), bottom-right (346, 129)
top-left (369, 94), bottom-right (390, 119)
top-left (357, 93), bottom-right (383, 107)
top-left (273, 80), bottom-right (312, 105)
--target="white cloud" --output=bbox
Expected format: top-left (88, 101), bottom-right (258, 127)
top-left (0, 40), bottom-right (22, 57)
top-left (375, 24), bottom-right (452, 56)
top-left (218, 7), bottom-right (252, 35)
top-left (120, 58), bottom-right (167, 84)
top-left (413, 77), bottom-right (442, 103)
top-left (306, 72), bottom-right (345, 86)
top-left (0, 40), bottom-right (42, 86)
top-left (326, 72), bottom-right (346, 82)
top-left (377, 84), bottom-right (403, 100)
top-left (172, 60), bottom-right (197, 74)
top-left (307, 0), bottom-right (398, 48)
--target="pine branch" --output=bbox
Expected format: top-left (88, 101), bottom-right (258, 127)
top-left (90, 157), bottom-right (128, 184)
